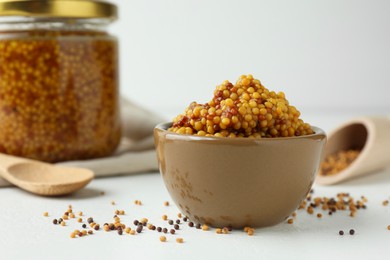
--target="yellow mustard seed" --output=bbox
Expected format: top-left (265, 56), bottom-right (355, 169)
top-left (77, 218), bottom-right (82, 223)
top-left (202, 224), bottom-right (209, 231)
top-left (160, 236), bottom-right (167, 242)
top-left (70, 232), bottom-right (76, 238)
top-left (164, 201), bottom-right (170, 206)
top-left (43, 212), bottom-right (49, 217)
top-left (162, 215), bottom-right (168, 221)
top-left (176, 238), bottom-right (184, 243)
top-left (287, 219), bottom-right (294, 224)
top-left (130, 230), bottom-right (136, 235)
top-left (169, 75), bottom-right (313, 138)
top-left (61, 221), bottom-right (66, 226)
top-left (216, 228), bottom-right (222, 234)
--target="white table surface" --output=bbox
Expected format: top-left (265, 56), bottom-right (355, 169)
top-left (1, 111), bottom-right (390, 260)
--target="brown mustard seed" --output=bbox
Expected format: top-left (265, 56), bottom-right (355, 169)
top-left (164, 201), bottom-right (169, 206)
top-left (188, 222), bottom-right (194, 227)
top-left (183, 217), bottom-right (188, 222)
top-left (170, 229), bottom-right (175, 234)
top-left (117, 229), bottom-right (123, 235)
top-left (174, 224), bottom-right (180, 230)
top-left (287, 218), bottom-right (294, 224)
top-left (43, 212), bottom-right (49, 217)
top-left (222, 227), bottom-right (229, 234)
top-left (157, 227), bottom-right (162, 232)
top-left (87, 217), bottom-right (93, 224)
top-left (349, 229), bottom-right (355, 235)
top-left (339, 230), bottom-right (344, 235)
top-left (317, 213), bottom-right (322, 218)
top-left (94, 224), bottom-right (100, 231)
top-left (176, 219), bottom-right (181, 224)
top-left (160, 236), bottom-right (167, 242)
top-left (136, 225), bottom-right (143, 233)
top-left (176, 238), bottom-right (184, 243)
top-left (133, 220), bottom-right (139, 225)
top-left (163, 228), bottom-right (168, 233)
top-left (88, 230), bottom-right (93, 235)
top-left (52, 219), bottom-right (58, 225)
top-left (383, 200), bottom-right (389, 206)
top-left (168, 220), bottom-right (174, 225)
top-left (196, 223), bottom-right (201, 229)
top-left (82, 224), bottom-right (87, 228)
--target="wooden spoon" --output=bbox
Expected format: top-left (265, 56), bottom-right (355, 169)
top-left (0, 153), bottom-right (94, 196)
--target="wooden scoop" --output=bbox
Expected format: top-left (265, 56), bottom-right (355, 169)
top-left (0, 153), bottom-right (94, 196)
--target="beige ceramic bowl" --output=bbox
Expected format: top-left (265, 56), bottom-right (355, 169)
top-left (154, 122), bottom-right (326, 228)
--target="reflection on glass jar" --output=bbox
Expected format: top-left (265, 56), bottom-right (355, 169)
top-left (0, 0), bottom-right (121, 162)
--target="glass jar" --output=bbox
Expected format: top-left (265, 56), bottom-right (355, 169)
top-left (0, 0), bottom-right (121, 162)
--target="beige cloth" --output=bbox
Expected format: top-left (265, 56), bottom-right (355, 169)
top-left (0, 98), bottom-right (165, 187)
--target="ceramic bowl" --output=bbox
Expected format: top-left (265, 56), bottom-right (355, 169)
top-left (154, 122), bottom-right (326, 228)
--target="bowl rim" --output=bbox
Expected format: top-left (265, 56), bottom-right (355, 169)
top-left (155, 122), bottom-right (326, 143)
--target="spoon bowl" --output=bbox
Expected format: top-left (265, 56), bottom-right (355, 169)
top-left (0, 154), bottom-right (94, 196)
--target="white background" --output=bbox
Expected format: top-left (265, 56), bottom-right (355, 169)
top-left (111, 0), bottom-right (390, 118)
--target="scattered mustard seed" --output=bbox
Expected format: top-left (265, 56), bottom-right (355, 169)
top-left (202, 224), bottom-right (209, 231)
top-left (287, 218), bottom-right (294, 224)
top-left (164, 201), bottom-right (169, 206)
top-left (160, 236), bottom-right (167, 242)
top-left (77, 218), bottom-right (82, 223)
top-left (176, 238), bottom-right (184, 243)
top-left (70, 232), bottom-right (75, 238)
top-left (216, 228), bottom-right (222, 234)
top-left (162, 215), bottom-right (168, 221)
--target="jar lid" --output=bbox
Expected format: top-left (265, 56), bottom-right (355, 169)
top-left (0, 0), bottom-right (117, 20)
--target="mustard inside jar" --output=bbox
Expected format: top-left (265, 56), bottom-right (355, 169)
top-left (0, 0), bottom-right (121, 162)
